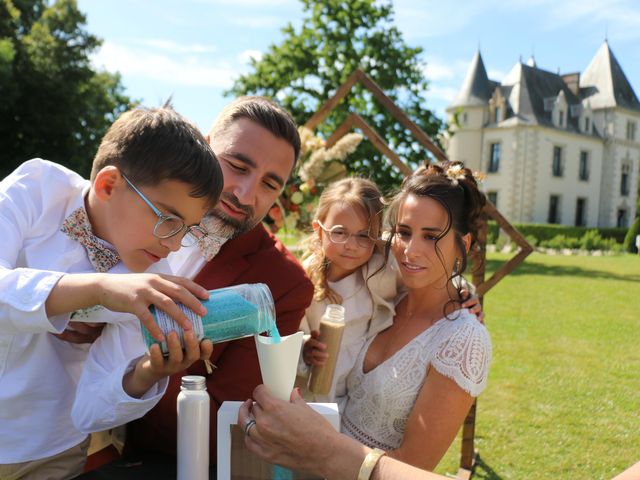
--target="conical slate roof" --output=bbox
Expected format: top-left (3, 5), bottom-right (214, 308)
top-left (450, 51), bottom-right (494, 107)
top-left (448, 42), bottom-right (637, 134)
top-left (580, 41), bottom-right (640, 111)
top-left (501, 62), bottom-right (582, 131)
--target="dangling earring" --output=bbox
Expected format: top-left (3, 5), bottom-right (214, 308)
top-left (453, 258), bottom-right (461, 275)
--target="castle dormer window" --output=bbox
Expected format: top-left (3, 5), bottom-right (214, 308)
top-left (489, 88), bottom-right (505, 124)
top-left (552, 91), bottom-right (567, 128)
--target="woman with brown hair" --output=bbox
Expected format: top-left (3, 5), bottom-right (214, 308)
top-left (241, 162), bottom-right (492, 475)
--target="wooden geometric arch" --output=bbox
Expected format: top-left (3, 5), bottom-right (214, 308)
top-left (304, 68), bottom-right (533, 479)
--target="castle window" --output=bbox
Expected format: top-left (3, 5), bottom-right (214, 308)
top-left (575, 198), bottom-right (587, 227)
top-left (621, 165), bottom-right (630, 196)
top-left (584, 117), bottom-right (590, 133)
top-left (558, 110), bottom-right (565, 127)
top-left (548, 195), bottom-right (561, 224)
top-left (487, 191), bottom-right (498, 207)
top-left (552, 146), bottom-right (564, 177)
top-left (626, 120), bottom-right (636, 141)
top-left (488, 143), bottom-right (501, 173)
top-left (579, 151), bottom-right (590, 181)
top-left (494, 106), bottom-right (501, 123)
top-left (617, 208), bottom-right (628, 227)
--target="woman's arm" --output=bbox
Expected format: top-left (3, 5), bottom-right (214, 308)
top-left (613, 461), bottom-right (640, 480)
top-left (238, 385), bottom-right (449, 480)
top-left (388, 368), bottom-right (475, 470)
top-left (390, 319), bottom-right (491, 470)
top-left (374, 455), bottom-right (450, 480)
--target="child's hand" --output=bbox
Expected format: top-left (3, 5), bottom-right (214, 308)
top-left (123, 330), bottom-right (214, 398)
top-left (302, 330), bottom-right (328, 366)
top-left (52, 321), bottom-right (105, 344)
top-left (461, 289), bottom-right (485, 324)
top-left (96, 273), bottom-right (210, 341)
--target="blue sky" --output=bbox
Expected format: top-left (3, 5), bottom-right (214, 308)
top-left (78, 0), bottom-right (640, 132)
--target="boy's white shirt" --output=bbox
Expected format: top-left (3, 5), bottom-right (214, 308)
top-left (298, 251), bottom-right (401, 410)
top-left (0, 159), bottom-right (168, 463)
top-left (166, 242), bottom-right (207, 280)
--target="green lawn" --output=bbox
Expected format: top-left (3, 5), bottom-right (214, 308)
top-left (435, 252), bottom-right (640, 479)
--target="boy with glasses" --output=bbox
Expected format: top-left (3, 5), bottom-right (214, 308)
top-left (124, 96), bottom-right (315, 466)
top-left (0, 105), bottom-right (222, 479)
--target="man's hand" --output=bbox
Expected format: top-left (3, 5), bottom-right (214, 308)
top-left (52, 321), bottom-right (105, 344)
top-left (123, 330), bottom-right (214, 398)
top-left (302, 330), bottom-right (328, 366)
top-left (460, 289), bottom-right (485, 324)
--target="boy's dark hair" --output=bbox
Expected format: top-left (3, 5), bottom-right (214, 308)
top-left (209, 96), bottom-right (301, 165)
top-left (91, 106), bottom-right (223, 209)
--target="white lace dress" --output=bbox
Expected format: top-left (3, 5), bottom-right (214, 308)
top-left (341, 309), bottom-right (492, 451)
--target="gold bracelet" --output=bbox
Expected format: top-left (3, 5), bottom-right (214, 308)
top-left (357, 448), bottom-right (386, 480)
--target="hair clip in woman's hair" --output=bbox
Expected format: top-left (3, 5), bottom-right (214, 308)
top-left (444, 164), bottom-right (465, 184)
top-left (444, 163), bottom-right (486, 186)
top-left (472, 170), bottom-right (486, 184)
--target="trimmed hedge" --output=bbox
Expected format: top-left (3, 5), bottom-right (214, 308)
top-left (486, 222), bottom-right (627, 245)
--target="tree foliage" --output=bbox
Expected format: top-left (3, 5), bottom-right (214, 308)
top-left (623, 216), bottom-right (639, 253)
top-left (227, 0), bottom-right (443, 193)
top-left (0, 0), bottom-right (132, 178)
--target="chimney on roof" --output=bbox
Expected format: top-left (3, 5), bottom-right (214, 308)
top-left (562, 72), bottom-right (580, 96)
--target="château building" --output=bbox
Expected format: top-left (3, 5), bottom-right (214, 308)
top-left (445, 41), bottom-right (639, 228)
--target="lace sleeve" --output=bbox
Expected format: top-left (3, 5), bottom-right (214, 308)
top-left (430, 319), bottom-right (492, 397)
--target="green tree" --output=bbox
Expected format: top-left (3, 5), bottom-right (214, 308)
top-left (623, 216), bottom-right (639, 253)
top-left (227, 0), bottom-right (443, 193)
top-left (0, 0), bottom-right (132, 179)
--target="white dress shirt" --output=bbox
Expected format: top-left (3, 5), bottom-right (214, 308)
top-left (167, 242), bottom-right (208, 280)
top-left (0, 159), bottom-right (167, 463)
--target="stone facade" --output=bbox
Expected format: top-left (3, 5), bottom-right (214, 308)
top-left (445, 42), bottom-right (639, 228)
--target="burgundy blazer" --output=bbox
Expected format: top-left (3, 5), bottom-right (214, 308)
top-left (124, 224), bottom-right (314, 462)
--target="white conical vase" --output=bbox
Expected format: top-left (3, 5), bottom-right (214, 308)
top-left (254, 331), bottom-right (304, 401)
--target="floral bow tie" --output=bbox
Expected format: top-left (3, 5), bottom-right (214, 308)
top-left (61, 207), bottom-right (120, 272)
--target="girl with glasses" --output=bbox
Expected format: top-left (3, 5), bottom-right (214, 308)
top-left (297, 177), bottom-right (483, 410)
top-left (297, 177), bottom-right (390, 409)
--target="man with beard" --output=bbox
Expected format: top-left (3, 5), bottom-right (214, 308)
top-left (121, 96), bottom-right (314, 464)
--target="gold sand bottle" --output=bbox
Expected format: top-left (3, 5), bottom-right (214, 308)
top-left (308, 304), bottom-right (345, 395)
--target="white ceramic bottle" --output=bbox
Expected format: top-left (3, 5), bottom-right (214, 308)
top-left (177, 375), bottom-right (210, 480)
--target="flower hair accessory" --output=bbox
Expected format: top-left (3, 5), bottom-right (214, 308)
top-left (444, 163), bottom-right (486, 185)
top-left (445, 164), bottom-right (465, 183)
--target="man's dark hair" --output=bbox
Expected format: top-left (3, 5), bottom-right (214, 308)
top-left (209, 96), bottom-right (301, 164)
top-left (91, 105), bottom-right (223, 210)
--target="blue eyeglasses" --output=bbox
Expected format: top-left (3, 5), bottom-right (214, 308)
top-left (122, 174), bottom-right (208, 247)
